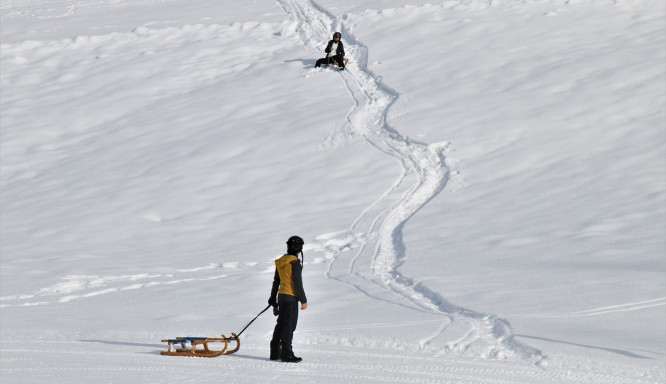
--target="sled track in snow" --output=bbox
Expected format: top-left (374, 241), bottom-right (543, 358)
top-left (277, 0), bottom-right (542, 362)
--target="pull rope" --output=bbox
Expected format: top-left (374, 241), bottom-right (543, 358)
top-left (231, 304), bottom-right (271, 339)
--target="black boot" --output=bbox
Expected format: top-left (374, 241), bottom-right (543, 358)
top-left (281, 351), bottom-right (302, 363)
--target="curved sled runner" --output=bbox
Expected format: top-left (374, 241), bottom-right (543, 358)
top-left (161, 333), bottom-right (240, 357)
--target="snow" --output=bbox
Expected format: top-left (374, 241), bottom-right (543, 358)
top-left (1, 0), bottom-right (664, 383)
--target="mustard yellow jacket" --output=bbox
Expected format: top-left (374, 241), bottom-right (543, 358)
top-left (270, 254), bottom-right (307, 304)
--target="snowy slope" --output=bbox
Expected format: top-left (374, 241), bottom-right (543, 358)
top-left (1, 0), bottom-right (664, 383)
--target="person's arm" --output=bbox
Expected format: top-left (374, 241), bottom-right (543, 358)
top-left (291, 261), bottom-right (307, 309)
top-left (268, 269), bottom-right (280, 307)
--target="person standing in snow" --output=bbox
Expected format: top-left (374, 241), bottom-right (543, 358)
top-left (268, 236), bottom-right (308, 363)
top-left (315, 32), bottom-right (346, 70)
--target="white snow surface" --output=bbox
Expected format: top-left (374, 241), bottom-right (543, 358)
top-left (1, 0), bottom-right (665, 383)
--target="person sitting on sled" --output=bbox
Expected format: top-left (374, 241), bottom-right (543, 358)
top-left (268, 236), bottom-right (308, 363)
top-left (315, 32), bottom-right (346, 70)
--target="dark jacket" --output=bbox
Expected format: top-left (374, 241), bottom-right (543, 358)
top-left (325, 40), bottom-right (345, 57)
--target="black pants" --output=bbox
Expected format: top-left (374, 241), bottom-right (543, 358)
top-left (270, 295), bottom-right (299, 358)
top-left (315, 54), bottom-right (345, 68)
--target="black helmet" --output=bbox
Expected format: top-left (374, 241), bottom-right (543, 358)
top-left (333, 32), bottom-right (341, 39)
top-left (286, 236), bottom-right (304, 254)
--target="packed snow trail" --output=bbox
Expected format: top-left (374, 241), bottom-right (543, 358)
top-left (277, 0), bottom-right (541, 362)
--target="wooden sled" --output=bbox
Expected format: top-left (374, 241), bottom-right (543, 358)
top-left (325, 57), bottom-right (349, 69)
top-left (160, 304), bottom-right (272, 358)
top-left (160, 333), bottom-right (240, 357)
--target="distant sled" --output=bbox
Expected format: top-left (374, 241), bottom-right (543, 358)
top-left (323, 57), bottom-right (349, 70)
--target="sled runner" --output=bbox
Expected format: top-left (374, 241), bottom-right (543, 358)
top-left (161, 333), bottom-right (240, 357)
top-left (160, 304), bottom-right (271, 358)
